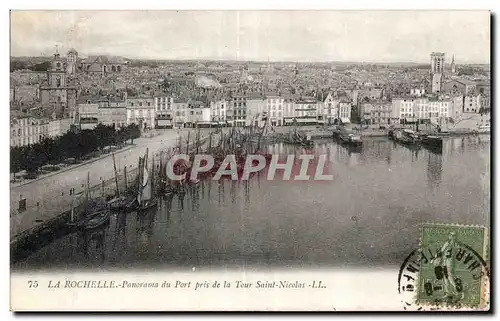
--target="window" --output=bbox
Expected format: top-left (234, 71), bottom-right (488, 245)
top-left (139, 102), bottom-right (143, 107)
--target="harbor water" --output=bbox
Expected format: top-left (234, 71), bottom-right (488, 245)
top-left (12, 135), bottom-right (490, 271)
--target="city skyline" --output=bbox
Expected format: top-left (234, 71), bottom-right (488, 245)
top-left (10, 10), bottom-right (490, 64)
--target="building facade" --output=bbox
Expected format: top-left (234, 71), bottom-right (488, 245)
top-left (78, 102), bottom-right (99, 130)
top-left (154, 95), bottom-right (174, 128)
top-left (266, 95), bottom-right (284, 126)
top-left (231, 95), bottom-right (247, 126)
top-left (410, 88), bottom-right (426, 97)
top-left (339, 101), bottom-right (352, 123)
top-left (360, 101), bottom-right (392, 125)
top-left (464, 94), bottom-right (482, 113)
top-left (392, 97), bottom-right (451, 124)
top-left (173, 101), bottom-right (189, 128)
top-left (443, 79), bottom-right (476, 96)
top-left (246, 96), bottom-right (266, 127)
top-left (97, 99), bottom-right (127, 129)
top-left (293, 99), bottom-right (319, 125)
top-left (126, 97), bottom-right (155, 129)
top-left (210, 99), bottom-right (228, 123)
top-left (81, 55), bottom-right (126, 75)
top-left (322, 93), bottom-right (340, 124)
top-left (10, 116), bottom-right (49, 147)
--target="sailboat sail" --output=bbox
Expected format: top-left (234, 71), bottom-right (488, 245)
top-left (70, 191), bottom-right (85, 223)
top-left (141, 166), bottom-right (151, 202)
top-left (138, 158), bottom-right (151, 206)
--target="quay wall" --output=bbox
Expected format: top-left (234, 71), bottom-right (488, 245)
top-left (10, 134), bottom-right (211, 245)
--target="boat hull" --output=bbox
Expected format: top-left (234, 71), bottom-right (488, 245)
top-left (82, 211), bottom-right (111, 231)
top-left (420, 135), bottom-right (443, 153)
top-left (138, 198), bottom-right (158, 213)
top-left (109, 195), bottom-right (139, 212)
top-left (70, 210), bottom-right (111, 231)
top-left (338, 135), bottom-right (363, 146)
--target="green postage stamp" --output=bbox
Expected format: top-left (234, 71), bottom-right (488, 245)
top-left (416, 223), bottom-right (489, 308)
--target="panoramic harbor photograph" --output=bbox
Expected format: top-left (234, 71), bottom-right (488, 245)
top-left (8, 10), bottom-right (491, 311)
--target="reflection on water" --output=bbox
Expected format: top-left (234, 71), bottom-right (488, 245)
top-left (13, 136), bottom-right (490, 270)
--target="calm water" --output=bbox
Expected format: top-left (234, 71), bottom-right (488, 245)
top-left (13, 135), bottom-right (490, 270)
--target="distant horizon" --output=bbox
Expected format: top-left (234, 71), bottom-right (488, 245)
top-left (10, 11), bottom-right (490, 65)
top-left (10, 54), bottom-right (490, 66)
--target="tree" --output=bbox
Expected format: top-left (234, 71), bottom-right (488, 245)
top-left (31, 61), bottom-right (51, 72)
top-left (10, 60), bottom-right (28, 72)
top-left (159, 78), bottom-right (171, 93)
top-left (10, 146), bottom-right (22, 178)
top-left (24, 145), bottom-right (43, 175)
top-left (128, 124), bottom-right (141, 144)
top-left (458, 66), bottom-right (474, 76)
top-left (11, 124), bottom-right (141, 175)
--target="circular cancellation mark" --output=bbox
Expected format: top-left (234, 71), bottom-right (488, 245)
top-left (397, 242), bottom-right (490, 311)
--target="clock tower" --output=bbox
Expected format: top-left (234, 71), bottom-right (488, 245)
top-left (39, 48), bottom-right (77, 121)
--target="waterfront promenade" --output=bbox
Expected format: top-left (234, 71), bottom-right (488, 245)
top-left (10, 128), bottom-right (209, 239)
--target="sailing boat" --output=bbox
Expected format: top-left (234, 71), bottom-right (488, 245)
top-left (108, 154), bottom-right (138, 212)
top-left (68, 172), bottom-right (110, 230)
top-left (137, 154), bottom-right (158, 212)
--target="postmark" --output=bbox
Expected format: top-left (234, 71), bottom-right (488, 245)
top-left (398, 223), bottom-right (490, 311)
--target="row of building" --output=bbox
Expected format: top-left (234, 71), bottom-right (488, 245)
top-left (361, 93), bottom-right (487, 126)
top-left (12, 87), bottom-right (488, 148)
top-left (76, 92), bottom-right (353, 130)
top-left (10, 112), bottom-right (73, 147)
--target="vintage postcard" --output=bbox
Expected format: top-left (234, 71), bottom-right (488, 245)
top-left (9, 10), bottom-right (491, 311)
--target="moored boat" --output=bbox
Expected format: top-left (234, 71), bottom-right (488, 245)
top-left (79, 210), bottom-right (111, 231)
top-left (393, 129), bottom-right (420, 145)
top-left (338, 132), bottom-right (363, 146)
top-left (137, 154), bottom-right (158, 213)
top-left (108, 195), bottom-right (138, 212)
top-left (420, 135), bottom-right (443, 148)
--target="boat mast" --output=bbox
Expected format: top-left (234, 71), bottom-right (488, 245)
top-left (86, 171), bottom-right (90, 204)
top-left (124, 166), bottom-right (128, 192)
top-left (151, 153), bottom-right (155, 198)
top-left (112, 153), bottom-right (120, 197)
top-left (136, 156), bottom-right (142, 200)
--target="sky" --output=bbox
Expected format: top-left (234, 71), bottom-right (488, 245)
top-left (10, 10), bottom-right (491, 63)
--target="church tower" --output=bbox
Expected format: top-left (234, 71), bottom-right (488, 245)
top-left (451, 54), bottom-right (456, 74)
top-left (66, 48), bottom-right (78, 76)
top-left (48, 48), bottom-right (66, 88)
top-left (39, 46), bottom-right (77, 120)
top-left (430, 52), bottom-right (445, 93)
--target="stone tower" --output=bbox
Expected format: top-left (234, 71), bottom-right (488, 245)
top-left (39, 47), bottom-right (77, 119)
top-left (66, 48), bottom-right (78, 76)
top-left (48, 49), bottom-right (66, 88)
top-left (451, 54), bottom-right (456, 74)
top-left (430, 52), bottom-right (445, 93)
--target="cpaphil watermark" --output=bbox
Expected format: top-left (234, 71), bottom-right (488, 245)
top-left (165, 154), bottom-right (333, 181)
